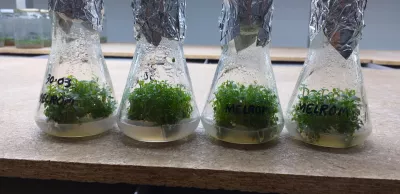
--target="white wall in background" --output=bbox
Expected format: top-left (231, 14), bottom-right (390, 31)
top-left (0, 0), bottom-right (15, 8)
top-left (363, 0), bottom-right (400, 50)
top-left (1, 0), bottom-right (399, 50)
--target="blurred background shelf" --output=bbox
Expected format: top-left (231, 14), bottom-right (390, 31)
top-left (1, 43), bottom-right (400, 66)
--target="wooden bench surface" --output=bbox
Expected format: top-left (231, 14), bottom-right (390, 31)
top-left (0, 57), bottom-right (399, 193)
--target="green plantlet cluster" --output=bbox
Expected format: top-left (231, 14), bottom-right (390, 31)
top-left (291, 85), bottom-right (363, 142)
top-left (4, 37), bottom-right (15, 46)
top-left (212, 81), bottom-right (279, 130)
top-left (43, 39), bottom-right (52, 47)
top-left (100, 36), bottom-right (108, 43)
top-left (128, 80), bottom-right (193, 125)
top-left (16, 39), bottom-right (43, 48)
top-left (44, 75), bottom-right (116, 124)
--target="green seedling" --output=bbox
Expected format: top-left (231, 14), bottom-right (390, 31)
top-left (43, 39), bottom-right (52, 47)
top-left (4, 37), bottom-right (15, 46)
top-left (291, 85), bottom-right (363, 142)
top-left (128, 80), bottom-right (193, 125)
top-left (212, 81), bottom-right (279, 130)
top-left (100, 36), bottom-right (107, 43)
top-left (0, 37), bottom-right (4, 46)
top-left (16, 39), bottom-right (43, 48)
top-left (44, 75), bottom-right (116, 124)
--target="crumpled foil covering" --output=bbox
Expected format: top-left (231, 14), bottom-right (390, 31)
top-left (310, 0), bottom-right (367, 59)
top-left (219, 0), bottom-right (274, 51)
top-left (132, 0), bottom-right (186, 46)
top-left (49, 0), bottom-right (104, 31)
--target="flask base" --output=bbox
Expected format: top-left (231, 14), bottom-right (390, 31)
top-left (201, 117), bottom-right (283, 144)
top-left (35, 115), bottom-right (116, 138)
top-left (286, 121), bottom-right (371, 148)
top-left (118, 118), bottom-right (200, 142)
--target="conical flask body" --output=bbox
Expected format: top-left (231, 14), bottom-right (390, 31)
top-left (34, 2), bottom-right (117, 137)
top-left (118, 37), bottom-right (200, 142)
top-left (285, 32), bottom-right (371, 148)
top-left (202, 41), bottom-right (284, 144)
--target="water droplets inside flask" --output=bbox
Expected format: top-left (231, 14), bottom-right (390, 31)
top-left (285, 0), bottom-right (371, 148)
top-left (34, 0), bottom-right (117, 137)
top-left (201, 0), bottom-right (284, 144)
top-left (117, 0), bottom-right (200, 142)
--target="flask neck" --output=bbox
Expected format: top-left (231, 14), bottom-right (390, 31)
top-left (309, 32), bottom-right (360, 61)
top-left (135, 36), bottom-right (183, 65)
top-left (223, 41), bottom-right (269, 66)
top-left (49, 18), bottom-right (104, 72)
top-left (52, 20), bottom-right (101, 50)
top-left (137, 36), bottom-right (182, 49)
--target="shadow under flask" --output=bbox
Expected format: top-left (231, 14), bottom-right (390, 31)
top-left (285, 0), bottom-right (371, 148)
top-left (117, 0), bottom-right (200, 142)
top-left (201, 0), bottom-right (284, 144)
top-left (34, 0), bottom-right (117, 137)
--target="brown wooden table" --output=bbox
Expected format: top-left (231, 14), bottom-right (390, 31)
top-left (0, 57), bottom-right (399, 193)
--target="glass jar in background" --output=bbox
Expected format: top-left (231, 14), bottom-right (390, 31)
top-left (40, 9), bottom-right (51, 47)
top-left (14, 9), bottom-right (44, 49)
top-left (0, 14), bottom-right (5, 47)
top-left (0, 9), bottom-right (15, 46)
top-left (100, 13), bottom-right (107, 43)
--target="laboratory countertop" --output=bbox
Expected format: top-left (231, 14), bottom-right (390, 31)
top-left (0, 57), bottom-right (399, 194)
top-left (1, 43), bottom-right (400, 66)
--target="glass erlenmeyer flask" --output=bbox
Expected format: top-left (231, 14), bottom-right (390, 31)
top-left (0, 9), bottom-right (15, 46)
top-left (285, 0), bottom-right (371, 148)
top-left (0, 17), bottom-right (4, 47)
top-left (35, 0), bottom-right (117, 137)
top-left (201, 0), bottom-right (284, 144)
top-left (14, 9), bottom-right (44, 49)
top-left (117, 0), bottom-right (200, 142)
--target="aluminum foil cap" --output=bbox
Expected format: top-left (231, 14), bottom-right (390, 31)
top-left (132, 0), bottom-right (186, 46)
top-left (49, 0), bottom-right (104, 31)
top-left (310, 0), bottom-right (367, 59)
top-left (219, 0), bottom-right (274, 51)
